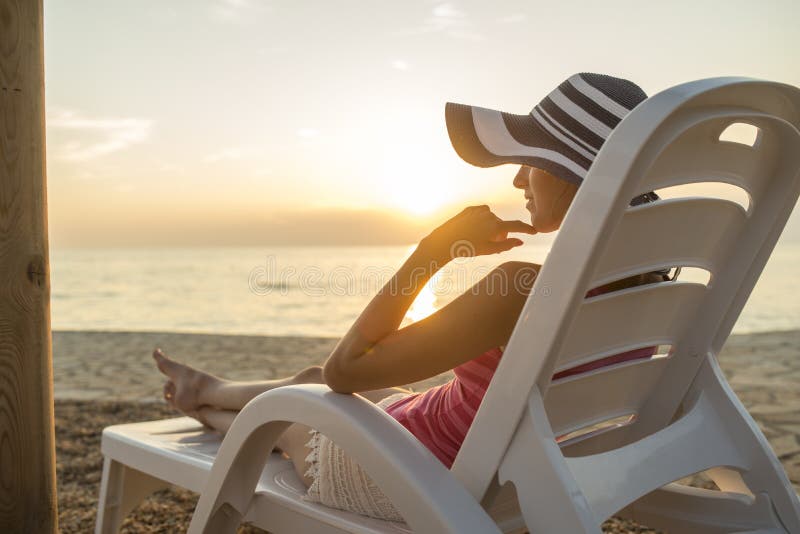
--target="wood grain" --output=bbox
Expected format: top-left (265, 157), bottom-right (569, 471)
top-left (0, 0), bottom-right (58, 531)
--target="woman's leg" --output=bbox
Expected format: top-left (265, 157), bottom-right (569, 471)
top-left (155, 348), bottom-right (412, 485)
top-left (154, 348), bottom-right (326, 412)
top-left (196, 406), bottom-right (317, 485)
top-left (154, 348), bottom-right (410, 414)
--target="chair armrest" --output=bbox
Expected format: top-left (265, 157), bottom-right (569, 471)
top-left (188, 384), bottom-right (500, 534)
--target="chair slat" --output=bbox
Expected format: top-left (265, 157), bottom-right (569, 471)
top-left (638, 112), bottom-right (799, 201)
top-left (454, 79), bottom-right (800, 532)
top-left (556, 281), bottom-right (706, 371)
top-left (592, 198), bottom-right (745, 285)
top-left (545, 356), bottom-right (669, 437)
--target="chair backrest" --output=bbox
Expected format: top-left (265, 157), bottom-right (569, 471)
top-left (451, 77), bottom-right (800, 505)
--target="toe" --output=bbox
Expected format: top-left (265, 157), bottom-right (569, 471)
top-left (153, 348), bottom-right (177, 376)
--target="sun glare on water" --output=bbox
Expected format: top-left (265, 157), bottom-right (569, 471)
top-left (406, 280), bottom-right (440, 322)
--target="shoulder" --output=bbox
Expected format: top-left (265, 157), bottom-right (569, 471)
top-left (489, 261), bottom-right (542, 276)
top-left (480, 261), bottom-right (541, 296)
top-left (495, 260), bottom-right (539, 271)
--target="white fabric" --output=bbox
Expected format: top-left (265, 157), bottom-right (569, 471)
top-left (531, 107), bottom-right (598, 160)
top-left (471, 107), bottom-right (588, 178)
top-left (567, 74), bottom-right (629, 119)
top-left (548, 88), bottom-right (613, 138)
top-left (303, 392), bottom-right (411, 522)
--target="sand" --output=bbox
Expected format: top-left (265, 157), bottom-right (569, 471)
top-left (52, 329), bottom-right (800, 532)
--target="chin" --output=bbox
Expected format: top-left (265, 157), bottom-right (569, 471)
top-left (531, 218), bottom-right (557, 233)
top-left (528, 213), bottom-right (553, 233)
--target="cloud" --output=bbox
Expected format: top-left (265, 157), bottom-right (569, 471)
top-left (391, 60), bottom-right (410, 71)
top-left (203, 146), bottom-right (258, 163)
top-left (397, 2), bottom-right (485, 41)
top-left (209, 0), bottom-right (270, 23)
top-left (258, 44), bottom-right (290, 55)
top-left (296, 128), bottom-right (320, 138)
top-left (496, 13), bottom-right (527, 24)
top-left (115, 183), bottom-right (135, 193)
top-left (158, 163), bottom-right (186, 175)
top-left (48, 109), bottom-right (153, 161)
top-left (147, 5), bottom-right (178, 22)
top-left (431, 3), bottom-right (465, 23)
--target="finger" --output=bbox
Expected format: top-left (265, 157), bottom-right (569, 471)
top-left (455, 205), bottom-right (488, 218)
top-left (469, 205), bottom-right (490, 212)
top-left (498, 220), bottom-right (537, 234)
top-left (480, 209), bottom-right (502, 221)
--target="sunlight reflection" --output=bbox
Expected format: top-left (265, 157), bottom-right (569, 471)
top-left (406, 275), bottom-right (440, 322)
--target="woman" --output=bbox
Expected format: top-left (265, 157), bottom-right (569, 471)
top-left (153, 73), bottom-right (663, 521)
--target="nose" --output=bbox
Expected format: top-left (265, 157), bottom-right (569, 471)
top-left (513, 166), bottom-right (529, 189)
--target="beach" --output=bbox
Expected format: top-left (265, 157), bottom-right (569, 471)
top-left (54, 329), bottom-right (800, 532)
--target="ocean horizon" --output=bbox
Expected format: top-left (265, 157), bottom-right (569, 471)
top-left (50, 243), bottom-right (800, 338)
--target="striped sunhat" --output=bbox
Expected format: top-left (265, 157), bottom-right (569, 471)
top-left (445, 72), bottom-right (651, 190)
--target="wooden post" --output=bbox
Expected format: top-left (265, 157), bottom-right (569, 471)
top-left (0, 0), bottom-right (58, 532)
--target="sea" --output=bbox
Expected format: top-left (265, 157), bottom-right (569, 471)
top-left (50, 243), bottom-right (800, 338)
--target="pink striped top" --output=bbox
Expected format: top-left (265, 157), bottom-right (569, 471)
top-left (383, 286), bottom-right (656, 468)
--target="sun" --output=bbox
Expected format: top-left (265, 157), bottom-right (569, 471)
top-left (389, 183), bottom-right (451, 215)
top-left (380, 152), bottom-right (456, 216)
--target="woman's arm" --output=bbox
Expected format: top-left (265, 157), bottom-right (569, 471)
top-left (323, 206), bottom-right (537, 393)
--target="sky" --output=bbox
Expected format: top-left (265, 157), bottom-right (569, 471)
top-left (43, 0), bottom-right (800, 247)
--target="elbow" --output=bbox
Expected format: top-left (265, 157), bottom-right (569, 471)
top-left (322, 356), bottom-right (357, 394)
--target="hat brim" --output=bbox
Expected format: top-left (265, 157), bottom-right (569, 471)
top-left (445, 102), bottom-right (591, 186)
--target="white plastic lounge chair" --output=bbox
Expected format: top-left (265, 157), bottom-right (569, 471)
top-left (96, 77), bottom-right (800, 533)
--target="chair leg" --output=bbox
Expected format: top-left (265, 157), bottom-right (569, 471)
top-left (736, 461), bottom-right (800, 533)
top-left (498, 400), bottom-right (600, 533)
top-left (622, 356), bottom-right (800, 533)
top-left (620, 483), bottom-right (785, 533)
top-left (700, 359), bottom-right (800, 533)
top-left (95, 457), bottom-right (169, 534)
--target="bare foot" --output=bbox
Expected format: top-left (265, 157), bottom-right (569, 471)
top-left (153, 348), bottom-right (221, 416)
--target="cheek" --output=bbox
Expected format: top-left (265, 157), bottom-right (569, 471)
top-left (527, 199), bottom-right (559, 232)
top-left (525, 197), bottom-right (536, 217)
top-left (526, 199), bottom-right (544, 228)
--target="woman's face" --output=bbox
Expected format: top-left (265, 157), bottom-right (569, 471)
top-left (513, 166), bottom-right (578, 233)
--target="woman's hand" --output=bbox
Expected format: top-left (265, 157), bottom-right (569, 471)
top-left (420, 205), bottom-right (536, 262)
top-left (324, 205), bottom-right (536, 393)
